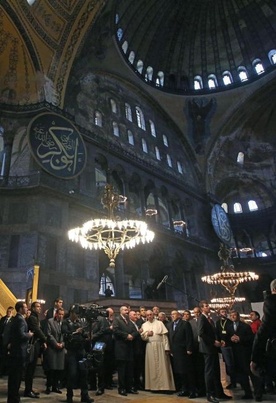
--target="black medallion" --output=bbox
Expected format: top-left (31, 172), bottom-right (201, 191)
top-left (211, 204), bottom-right (232, 244)
top-left (28, 113), bottom-right (86, 179)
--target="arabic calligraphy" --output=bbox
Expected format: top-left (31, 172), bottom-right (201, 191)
top-left (28, 113), bottom-right (86, 179)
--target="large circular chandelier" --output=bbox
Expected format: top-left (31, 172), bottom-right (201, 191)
top-left (68, 184), bottom-right (155, 268)
top-left (202, 243), bottom-right (259, 298)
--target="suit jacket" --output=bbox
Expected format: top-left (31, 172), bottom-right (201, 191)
top-left (228, 320), bottom-right (254, 373)
top-left (92, 315), bottom-right (114, 352)
top-left (190, 318), bottom-right (200, 351)
top-left (27, 312), bottom-right (47, 343)
top-left (9, 313), bottom-right (32, 363)
top-left (113, 315), bottom-right (134, 361)
top-left (46, 307), bottom-right (56, 320)
top-left (198, 314), bottom-right (218, 354)
top-left (168, 319), bottom-right (193, 374)
top-left (252, 293), bottom-right (276, 365)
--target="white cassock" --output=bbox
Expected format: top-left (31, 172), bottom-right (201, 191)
top-left (141, 319), bottom-right (175, 391)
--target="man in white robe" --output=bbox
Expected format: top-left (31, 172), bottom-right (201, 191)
top-left (141, 310), bottom-right (175, 392)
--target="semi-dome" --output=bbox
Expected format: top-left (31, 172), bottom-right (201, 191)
top-left (115, 0), bottom-right (276, 94)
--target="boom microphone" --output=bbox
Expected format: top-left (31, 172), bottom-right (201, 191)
top-left (156, 275), bottom-right (168, 290)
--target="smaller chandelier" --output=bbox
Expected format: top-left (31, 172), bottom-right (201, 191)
top-left (202, 243), bottom-right (259, 297)
top-left (210, 296), bottom-right (246, 310)
top-left (68, 184), bottom-right (155, 268)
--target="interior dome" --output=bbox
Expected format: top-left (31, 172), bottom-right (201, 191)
top-left (115, 0), bottom-right (276, 94)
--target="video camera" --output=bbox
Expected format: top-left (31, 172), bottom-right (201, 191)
top-left (70, 303), bottom-right (108, 322)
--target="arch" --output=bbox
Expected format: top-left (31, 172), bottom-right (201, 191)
top-left (166, 154), bottom-right (172, 167)
top-left (156, 71), bottom-right (164, 87)
top-left (155, 146), bottom-right (161, 160)
top-left (110, 98), bottom-right (117, 113)
top-left (122, 40), bottom-right (128, 54)
top-left (194, 75), bottom-right (203, 90)
top-left (112, 121), bottom-right (120, 136)
top-left (142, 138), bottom-right (148, 153)
top-left (233, 202), bottom-right (243, 213)
top-left (137, 59), bottom-right (143, 74)
top-left (149, 120), bottom-right (156, 137)
top-left (125, 103), bottom-right (132, 121)
top-left (237, 151), bottom-right (244, 165)
top-left (238, 66), bottom-right (249, 82)
top-left (135, 106), bottom-right (146, 130)
top-left (145, 66), bottom-right (153, 81)
top-left (128, 51), bottom-right (135, 64)
top-left (163, 134), bottom-right (168, 147)
top-left (117, 27), bottom-right (123, 41)
top-left (94, 110), bottom-right (102, 127)
top-left (268, 49), bottom-right (276, 65)
top-left (207, 74), bottom-right (218, 89)
top-left (127, 129), bottom-right (134, 145)
top-left (222, 71), bottom-right (233, 86)
top-left (253, 58), bottom-right (265, 75)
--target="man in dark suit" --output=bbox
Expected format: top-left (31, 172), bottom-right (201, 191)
top-left (228, 310), bottom-right (254, 399)
top-left (113, 305), bottom-right (137, 396)
top-left (129, 310), bottom-right (146, 391)
top-left (7, 301), bottom-right (33, 403)
top-left (190, 306), bottom-right (206, 397)
top-left (168, 310), bottom-right (194, 397)
top-left (251, 279), bottom-right (276, 401)
top-left (0, 306), bottom-right (14, 376)
top-left (46, 297), bottom-right (63, 320)
top-left (24, 301), bottom-right (47, 398)
top-left (198, 300), bottom-right (232, 403)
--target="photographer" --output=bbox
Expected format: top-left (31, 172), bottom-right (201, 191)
top-left (250, 279), bottom-right (276, 400)
top-left (91, 307), bottom-right (115, 396)
top-left (62, 305), bottom-right (93, 403)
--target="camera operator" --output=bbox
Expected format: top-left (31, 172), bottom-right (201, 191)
top-left (250, 279), bottom-right (276, 400)
top-left (61, 305), bottom-right (93, 403)
top-left (91, 307), bottom-right (115, 396)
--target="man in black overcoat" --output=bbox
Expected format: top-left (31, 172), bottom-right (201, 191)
top-left (198, 300), bottom-right (231, 403)
top-left (251, 278), bottom-right (276, 401)
top-left (113, 305), bottom-right (137, 396)
top-left (228, 310), bottom-right (254, 399)
top-left (168, 310), bottom-right (194, 397)
top-left (7, 301), bottom-right (33, 403)
top-left (24, 301), bottom-right (47, 398)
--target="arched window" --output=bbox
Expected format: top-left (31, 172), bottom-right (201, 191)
top-left (268, 49), bottom-right (276, 65)
top-left (122, 41), bottom-right (128, 54)
top-left (238, 66), bottom-right (249, 82)
top-left (137, 60), bottom-right (143, 74)
top-left (125, 103), bottom-right (132, 121)
top-left (149, 120), bottom-right (156, 137)
top-left (117, 28), bottom-right (123, 41)
top-left (142, 138), bottom-right (148, 153)
top-left (95, 167), bottom-right (107, 190)
top-left (177, 161), bottom-right (183, 174)
top-left (253, 59), bottom-right (265, 75)
top-left (112, 122), bottom-right (120, 137)
top-left (237, 152), bottom-right (244, 165)
top-left (234, 202), bottom-right (243, 214)
top-left (155, 146), bottom-right (161, 160)
top-left (99, 273), bottom-right (115, 296)
top-left (248, 200), bottom-right (258, 211)
top-left (115, 13), bottom-right (119, 24)
top-left (135, 106), bottom-right (146, 130)
top-left (145, 66), bottom-right (153, 81)
top-left (208, 74), bottom-right (217, 89)
top-left (221, 203), bottom-right (228, 213)
top-left (27, 0), bottom-right (36, 4)
top-left (156, 71), bottom-right (164, 87)
top-left (222, 71), bottom-right (233, 86)
top-left (110, 99), bottom-right (117, 113)
top-left (194, 75), bottom-right (203, 90)
top-left (128, 51), bottom-right (135, 64)
top-left (163, 134), bottom-right (168, 147)
top-left (127, 130), bottom-right (134, 145)
top-left (167, 154), bottom-right (172, 167)
top-left (94, 111), bottom-right (102, 127)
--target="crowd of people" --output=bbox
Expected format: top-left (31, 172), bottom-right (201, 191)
top-left (0, 279), bottom-right (276, 403)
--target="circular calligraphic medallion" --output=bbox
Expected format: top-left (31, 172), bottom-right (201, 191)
top-left (211, 204), bottom-right (232, 244)
top-left (28, 113), bottom-right (87, 179)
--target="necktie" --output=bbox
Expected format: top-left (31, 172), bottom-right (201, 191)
top-left (173, 321), bottom-right (177, 331)
top-left (233, 322), bottom-right (237, 332)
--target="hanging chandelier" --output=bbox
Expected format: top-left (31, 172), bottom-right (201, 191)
top-left (202, 243), bottom-right (259, 298)
top-left (68, 184), bottom-right (155, 268)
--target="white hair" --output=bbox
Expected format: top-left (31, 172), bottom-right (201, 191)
top-left (270, 279), bottom-right (276, 293)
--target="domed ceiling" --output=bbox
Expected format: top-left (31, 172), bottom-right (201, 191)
top-left (115, 0), bottom-right (276, 94)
